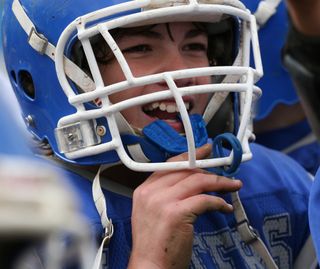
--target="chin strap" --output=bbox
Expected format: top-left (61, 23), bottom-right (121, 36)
top-left (90, 166), bottom-right (279, 269)
top-left (232, 191), bottom-right (279, 269)
top-left (12, 0), bottom-right (95, 92)
top-left (92, 167), bottom-right (114, 269)
top-left (91, 130), bottom-right (278, 268)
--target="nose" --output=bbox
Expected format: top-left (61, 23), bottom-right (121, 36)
top-left (158, 49), bottom-right (196, 88)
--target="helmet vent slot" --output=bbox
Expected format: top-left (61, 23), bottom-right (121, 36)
top-left (18, 70), bottom-right (35, 99)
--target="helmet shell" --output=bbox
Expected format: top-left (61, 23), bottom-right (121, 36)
top-left (1, 0), bottom-right (128, 165)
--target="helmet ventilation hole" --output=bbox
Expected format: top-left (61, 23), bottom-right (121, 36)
top-left (18, 70), bottom-right (35, 99)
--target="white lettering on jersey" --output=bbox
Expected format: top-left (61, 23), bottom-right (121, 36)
top-left (263, 213), bottom-right (292, 268)
top-left (190, 214), bottom-right (292, 268)
top-left (191, 228), bottom-right (264, 268)
top-left (101, 214), bottom-right (293, 269)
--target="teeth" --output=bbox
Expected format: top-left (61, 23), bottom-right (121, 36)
top-left (152, 102), bottom-right (159, 109)
top-left (144, 101), bottom-right (190, 113)
top-left (159, 103), bottom-right (166, 111)
top-left (166, 104), bottom-right (176, 113)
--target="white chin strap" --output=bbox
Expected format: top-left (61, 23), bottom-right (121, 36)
top-left (90, 166), bottom-right (280, 269)
top-left (12, 0), bottom-right (95, 92)
top-left (92, 167), bottom-right (114, 269)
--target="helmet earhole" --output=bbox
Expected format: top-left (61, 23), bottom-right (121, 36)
top-left (18, 70), bottom-right (35, 99)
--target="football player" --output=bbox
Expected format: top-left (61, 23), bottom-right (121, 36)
top-left (282, 0), bottom-right (320, 264)
top-left (1, 0), bottom-right (316, 268)
top-left (243, 0), bottom-right (320, 175)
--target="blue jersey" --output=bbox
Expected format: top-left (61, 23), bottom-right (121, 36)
top-left (62, 143), bottom-right (311, 269)
top-left (255, 119), bottom-right (320, 175)
top-left (309, 167), bottom-right (320, 264)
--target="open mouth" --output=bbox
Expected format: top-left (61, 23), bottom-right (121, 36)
top-left (142, 100), bottom-right (193, 133)
top-left (142, 100), bottom-right (192, 121)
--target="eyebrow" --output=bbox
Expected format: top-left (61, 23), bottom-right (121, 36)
top-left (121, 28), bottom-right (207, 41)
top-left (185, 29), bottom-right (207, 39)
top-left (124, 30), bottom-right (163, 39)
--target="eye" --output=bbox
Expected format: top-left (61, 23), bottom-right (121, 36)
top-left (122, 44), bottom-right (152, 53)
top-left (183, 43), bottom-right (207, 52)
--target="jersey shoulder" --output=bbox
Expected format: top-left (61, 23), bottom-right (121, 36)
top-left (237, 142), bottom-right (312, 197)
top-left (309, 168), bottom-right (320, 263)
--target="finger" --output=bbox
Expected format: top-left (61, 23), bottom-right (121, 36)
top-left (134, 176), bottom-right (240, 218)
top-left (133, 169), bottom-right (205, 206)
top-left (177, 194), bottom-right (234, 223)
top-left (171, 174), bottom-right (242, 199)
top-left (140, 144), bottom-right (212, 189)
top-left (141, 169), bottom-right (194, 188)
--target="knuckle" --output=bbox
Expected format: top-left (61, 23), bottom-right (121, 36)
top-left (213, 196), bottom-right (229, 210)
top-left (133, 185), bottom-right (150, 201)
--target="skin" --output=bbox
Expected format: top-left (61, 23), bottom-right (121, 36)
top-left (98, 22), bottom-right (242, 268)
top-left (128, 144), bottom-right (242, 269)
top-left (286, 0), bottom-right (320, 36)
top-left (101, 22), bottom-right (211, 133)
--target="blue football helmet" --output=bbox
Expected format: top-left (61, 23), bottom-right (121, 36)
top-left (2, 0), bottom-right (263, 173)
top-left (241, 0), bottom-right (299, 120)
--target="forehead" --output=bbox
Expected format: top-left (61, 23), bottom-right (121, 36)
top-left (153, 22), bottom-right (206, 33)
top-left (112, 22), bottom-right (207, 40)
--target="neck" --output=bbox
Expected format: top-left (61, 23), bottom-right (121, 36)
top-left (101, 164), bottom-right (151, 189)
top-left (50, 155), bottom-right (151, 190)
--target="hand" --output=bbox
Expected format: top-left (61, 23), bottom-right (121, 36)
top-left (128, 144), bottom-right (242, 269)
top-left (286, 0), bottom-right (320, 36)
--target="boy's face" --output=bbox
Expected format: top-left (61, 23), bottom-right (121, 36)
top-left (100, 22), bottom-right (211, 133)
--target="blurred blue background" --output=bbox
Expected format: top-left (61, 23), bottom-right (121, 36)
top-left (0, 0), bottom-right (23, 122)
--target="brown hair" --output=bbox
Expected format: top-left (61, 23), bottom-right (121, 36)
top-left (71, 20), bottom-right (235, 80)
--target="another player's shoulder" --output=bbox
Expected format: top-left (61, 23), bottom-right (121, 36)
top-left (237, 142), bottom-right (312, 196)
top-left (314, 168), bottom-right (320, 182)
top-left (309, 168), bottom-right (320, 262)
top-left (249, 142), bottom-right (311, 175)
top-left (309, 168), bottom-right (320, 207)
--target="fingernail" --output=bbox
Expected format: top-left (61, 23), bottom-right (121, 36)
top-left (227, 203), bottom-right (233, 210)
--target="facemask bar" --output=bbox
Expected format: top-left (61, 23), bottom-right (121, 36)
top-left (53, 0), bottom-right (262, 172)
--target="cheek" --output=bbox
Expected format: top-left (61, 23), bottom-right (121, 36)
top-left (195, 94), bottom-right (210, 114)
top-left (100, 62), bottom-right (140, 103)
top-left (108, 86), bottom-right (145, 127)
top-left (119, 106), bottom-right (141, 124)
top-left (194, 76), bottom-right (211, 113)
top-left (199, 75), bottom-right (211, 84)
top-left (100, 62), bottom-right (125, 85)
